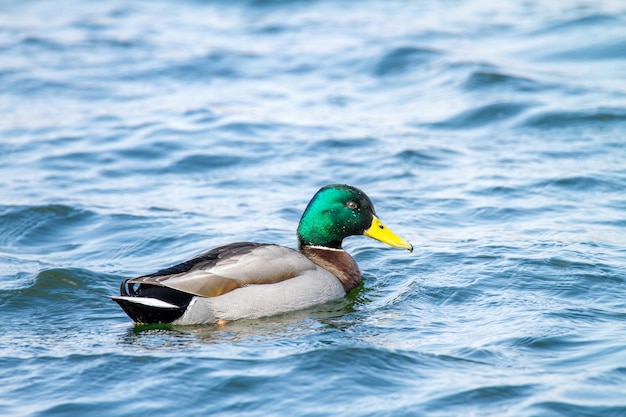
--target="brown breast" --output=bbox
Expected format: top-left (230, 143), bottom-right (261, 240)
top-left (300, 246), bottom-right (362, 292)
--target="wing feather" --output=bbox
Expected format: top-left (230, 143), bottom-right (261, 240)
top-left (126, 242), bottom-right (318, 298)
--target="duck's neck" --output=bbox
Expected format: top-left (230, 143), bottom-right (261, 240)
top-left (299, 245), bottom-right (361, 292)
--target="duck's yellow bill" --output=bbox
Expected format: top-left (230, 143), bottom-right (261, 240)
top-left (364, 215), bottom-right (413, 252)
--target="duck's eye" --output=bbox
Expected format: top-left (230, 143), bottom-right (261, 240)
top-left (346, 201), bottom-right (358, 210)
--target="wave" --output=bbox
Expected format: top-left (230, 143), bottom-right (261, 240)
top-left (542, 39), bottom-right (626, 61)
top-left (463, 70), bottom-right (548, 93)
top-left (372, 46), bottom-right (442, 77)
top-left (0, 204), bottom-right (95, 251)
top-left (423, 384), bottom-right (538, 412)
top-left (167, 153), bottom-right (252, 174)
top-left (519, 108), bottom-right (626, 128)
top-left (526, 402), bottom-right (626, 417)
top-left (532, 174), bottom-right (623, 193)
top-left (394, 147), bottom-right (460, 169)
top-left (1, 268), bottom-right (121, 324)
top-left (427, 102), bottom-right (535, 129)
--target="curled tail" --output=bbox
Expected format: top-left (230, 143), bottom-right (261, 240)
top-left (111, 279), bottom-right (194, 324)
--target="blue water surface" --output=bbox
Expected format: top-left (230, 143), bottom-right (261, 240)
top-left (1, 1), bottom-right (626, 416)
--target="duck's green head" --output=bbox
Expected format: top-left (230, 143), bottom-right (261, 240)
top-left (297, 184), bottom-right (413, 252)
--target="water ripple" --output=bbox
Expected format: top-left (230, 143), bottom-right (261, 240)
top-left (463, 70), bottom-right (547, 92)
top-left (429, 102), bottom-right (535, 129)
top-left (521, 108), bottom-right (626, 128)
top-left (0, 205), bottom-right (94, 251)
top-left (1, 1), bottom-right (626, 416)
top-left (373, 46), bottom-right (441, 77)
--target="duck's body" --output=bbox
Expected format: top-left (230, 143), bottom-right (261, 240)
top-left (112, 184), bottom-right (412, 325)
top-left (114, 242), bottom-right (355, 325)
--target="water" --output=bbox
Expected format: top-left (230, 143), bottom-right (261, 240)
top-left (1, 0), bottom-right (626, 415)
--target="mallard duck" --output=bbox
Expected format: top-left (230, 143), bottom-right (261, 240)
top-left (112, 184), bottom-right (412, 325)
